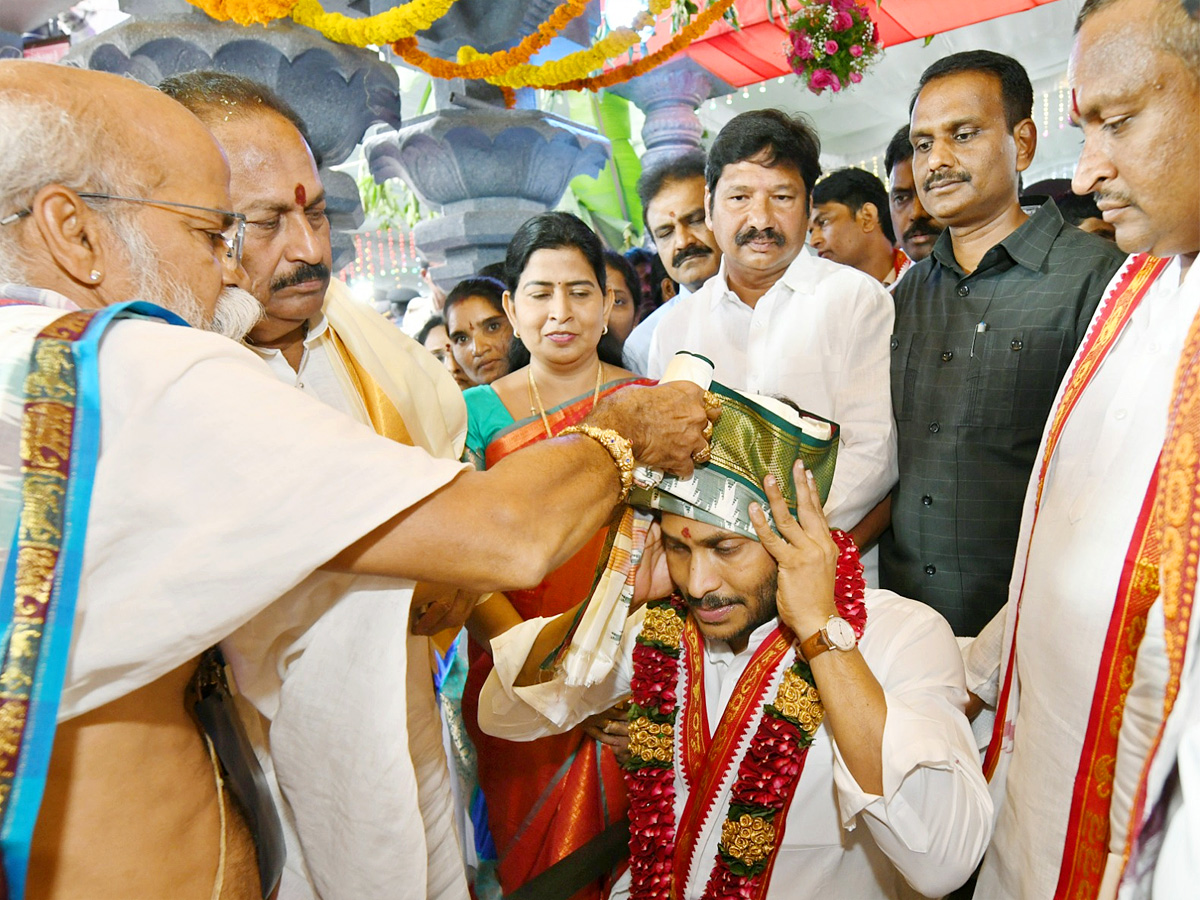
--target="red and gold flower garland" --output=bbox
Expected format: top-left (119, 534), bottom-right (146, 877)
top-left (624, 529), bottom-right (866, 900)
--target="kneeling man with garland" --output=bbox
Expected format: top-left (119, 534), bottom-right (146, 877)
top-left (479, 386), bottom-right (992, 899)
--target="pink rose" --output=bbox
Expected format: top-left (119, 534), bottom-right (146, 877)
top-left (832, 0), bottom-right (856, 9)
top-left (831, 10), bottom-right (854, 31)
top-left (791, 32), bottom-right (814, 60)
top-left (808, 68), bottom-right (841, 94)
top-left (849, 71), bottom-right (863, 83)
top-left (824, 39), bottom-right (839, 55)
top-left (849, 43), bottom-right (863, 57)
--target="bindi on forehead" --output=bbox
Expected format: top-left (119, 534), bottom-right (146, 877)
top-left (682, 526), bottom-right (691, 539)
top-left (295, 184), bottom-right (306, 206)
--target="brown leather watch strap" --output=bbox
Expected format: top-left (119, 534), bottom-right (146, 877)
top-left (799, 628), bottom-right (830, 662)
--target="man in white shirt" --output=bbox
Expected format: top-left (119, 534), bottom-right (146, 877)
top-left (479, 386), bottom-right (991, 899)
top-left (966, 1), bottom-right (1200, 897)
top-left (622, 150), bottom-right (721, 376)
top-left (647, 110), bottom-right (896, 556)
top-left (0, 60), bottom-right (714, 900)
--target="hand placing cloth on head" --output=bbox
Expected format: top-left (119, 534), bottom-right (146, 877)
top-left (588, 381), bottom-right (717, 479)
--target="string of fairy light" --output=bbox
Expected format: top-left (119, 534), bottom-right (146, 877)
top-left (702, 83), bottom-right (1072, 190)
top-left (338, 227), bottom-right (421, 284)
top-left (341, 83), bottom-right (1075, 286)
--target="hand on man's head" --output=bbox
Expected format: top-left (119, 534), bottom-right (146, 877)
top-left (749, 461), bottom-right (839, 640)
top-left (588, 381), bottom-right (718, 478)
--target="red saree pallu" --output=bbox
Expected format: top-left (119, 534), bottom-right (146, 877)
top-left (462, 378), bottom-right (652, 899)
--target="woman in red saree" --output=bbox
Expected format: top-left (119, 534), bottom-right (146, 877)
top-left (460, 213), bottom-right (652, 900)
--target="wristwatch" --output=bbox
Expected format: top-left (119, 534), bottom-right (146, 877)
top-left (799, 615), bottom-right (858, 661)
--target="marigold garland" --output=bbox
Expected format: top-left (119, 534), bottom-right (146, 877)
top-left (481, 0), bottom-right (673, 89)
top-left (185, 0), bottom-right (459, 45)
top-left (533, 0), bottom-right (737, 94)
top-left (188, 0), bottom-right (733, 101)
top-left (391, 0), bottom-right (591, 81)
top-left (187, 0), bottom-right (296, 27)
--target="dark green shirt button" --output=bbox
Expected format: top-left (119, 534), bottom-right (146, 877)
top-left (922, 495), bottom-right (933, 506)
top-left (925, 564), bottom-right (937, 576)
top-left (942, 351), bottom-right (953, 362)
top-left (929, 421), bottom-right (940, 433)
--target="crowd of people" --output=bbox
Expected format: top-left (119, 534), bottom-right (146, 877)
top-left (0, 0), bottom-right (1196, 898)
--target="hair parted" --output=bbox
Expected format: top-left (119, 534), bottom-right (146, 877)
top-left (415, 314), bottom-right (446, 347)
top-left (884, 125), bottom-right (913, 178)
top-left (636, 149), bottom-right (707, 230)
top-left (158, 70), bottom-right (318, 162)
top-left (0, 95), bottom-right (149, 281)
top-left (443, 276), bottom-right (508, 320)
top-left (1076, 0), bottom-right (1199, 74)
top-left (812, 167), bottom-right (895, 244)
top-left (706, 109), bottom-right (822, 208)
top-left (504, 211), bottom-right (607, 295)
top-left (912, 50), bottom-right (1034, 131)
top-left (603, 248), bottom-right (642, 314)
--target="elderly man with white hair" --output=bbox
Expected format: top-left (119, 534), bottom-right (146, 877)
top-left (0, 59), bottom-right (713, 900)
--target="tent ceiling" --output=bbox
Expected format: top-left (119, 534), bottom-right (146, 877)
top-left (692, 0), bottom-right (1087, 184)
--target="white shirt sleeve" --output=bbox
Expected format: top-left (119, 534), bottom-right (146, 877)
top-left (964, 603), bottom-right (1008, 707)
top-left (646, 318), bottom-right (670, 381)
top-left (477, 608), bottom-right (643, 738)
top-left (820, 278), bottom-right (898, 532)
top-left (63, 319), bottom-right (466, 719)
top-left (829, 596), bottom-right (993, 898)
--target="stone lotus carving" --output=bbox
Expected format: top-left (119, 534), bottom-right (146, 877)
top-left (366, 107), bottom-right (610, 289)
top-left (66, 6), bottom-right (399, 270)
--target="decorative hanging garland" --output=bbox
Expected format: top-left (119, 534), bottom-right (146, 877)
top-left (624, 529), bottom-right (867, 900)
top-left (185, 0), bottom-right (458, 43)
top-left (187, 0), bottom-right (733, 99)
top-left (392, 0), bottom-right (606, 81)
top-left (785, 0), bottom-right (883, 95)
top-left (464, 0), bottom-right (673, 89)
top-left (529, 0), bottom-right (736, 95)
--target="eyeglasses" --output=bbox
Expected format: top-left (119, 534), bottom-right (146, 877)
top-left (1, 192), bottom-right (247, 266)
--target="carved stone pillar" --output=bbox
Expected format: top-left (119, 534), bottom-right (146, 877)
top-left (611, 57), bottom-right (729, 172)
top-left (365, 107), bottom-right (609, 292)
top-left (67, 0), bottom-right (401, 270)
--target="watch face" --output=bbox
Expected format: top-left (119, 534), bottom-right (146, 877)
top-left (825, 617), bottom-right (857, 651)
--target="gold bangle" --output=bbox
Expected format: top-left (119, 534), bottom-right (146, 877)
top-left (560, 424), bottom-right (635, 503)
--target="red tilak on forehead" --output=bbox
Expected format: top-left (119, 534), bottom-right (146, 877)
top-left (1070, 88), bottom-right (1080, 119)
top-left (295, 184), bottom-right (306, 206)
top-left (682, 526), bottom-right (691, 539)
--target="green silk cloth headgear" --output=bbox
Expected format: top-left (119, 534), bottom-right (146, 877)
top-left (629, 382), bottom-right (840, 540)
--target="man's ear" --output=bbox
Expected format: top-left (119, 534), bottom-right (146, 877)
top-left (1013, 117), bottom-right (1038, 173)
top-left (858, 202), bottom-right (881, 234)
top-left (704, 183), bottom-right (714, 232)
top-left (28, 184), bottom-right (114, 287)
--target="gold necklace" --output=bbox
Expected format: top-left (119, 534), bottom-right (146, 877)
top-left (527, 359), bottom-right (604, 438)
